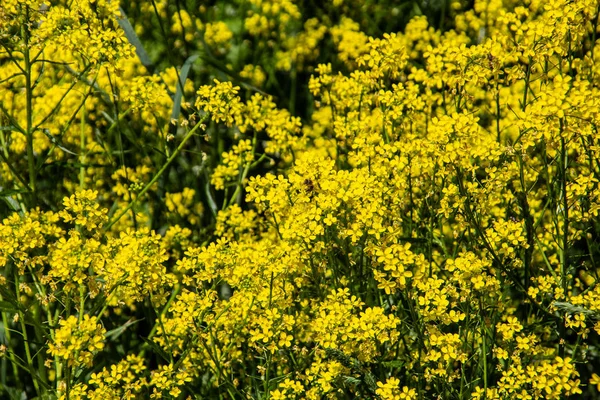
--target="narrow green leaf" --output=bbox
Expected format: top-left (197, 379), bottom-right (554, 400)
top-left (1, 196), bottom-right (21, 212)
top-left (170, 55), bottom-right (199, 123)
top-left (32, 393), bottom-right (58, 400)
top-left (0, 301), bottom-right (19, 313)
top-left (40, 129), bottom-right (78, 155)
top-left (412, 1), bottom-right (423, 16)
top-left (343, 376), bottom-right (361, 386)
top-left (117, 7), bottom-right (153, 69)
top-left (204, 178), bottom-right (218, 217)
top-left (381, 360), bottom-right (405, 369)
top-left (0, 189), bottom-right (27, 198)
top-left (1, 386), bottom-right (26, 400)
top-left (105, 319), bottom-right (142, 341)
top-left (0, 286), bottom-right (21, 309)
top-left (141, 336), bottom-right (171, 362)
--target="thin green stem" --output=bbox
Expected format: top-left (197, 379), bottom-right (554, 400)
top-left (0, 298), bottom-right (21, 388)
top-left (15, 272), bottom-right (40, 395)
top-left (480, 297), bottom-right (488, 394)
top-left (227, 131), bottom-right (258, 208)
top-left (23, 7), bottom-right (36, 203)
top-left (79, 108), bottom-right (86, 190)
top-left (103, 113), bottom-right (209, 231)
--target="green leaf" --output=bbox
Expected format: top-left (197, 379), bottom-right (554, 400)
top-left (0, 189), bottom-right (27, 198)
top-left (0, 300), bottom-right (19, 313)
top-left (105, 319), bottom-right (142, 341)
top-left (141, 336), bottom-right (171, 363)
top-left (1, 386), bottom-right (26, 400)
top-left (31, 393), bottom-right (58, 400)
top-left (0, 195), bottom-right (21, 212)
top-left (343, 375), bottom-right (362, 386)
top-left (0, 293), bottom-right (48, 334)
top-left (40, 129), bottom-right (78, 155)
top-left (412, 1), bottom-right (423, 16)
top-left (381, 360), bottom-right (405, 369)
top-left (204, 172), bottom-right (218, 217)
top-left (170, 55), bottom-right (199, 124)
top-left (117, 7), bottom-right (153, 69)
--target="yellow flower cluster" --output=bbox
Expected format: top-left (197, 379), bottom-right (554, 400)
top-left (195, 79), bottom-right (242, 126)
top-left (83, 355), bottom-right (147, 399)
top-left (122, 75), bottom-right (171, 113)
top-left (240, 64), bottom-right (267, 87)
top-left (165, 187), bottom-right (202, 225)
top-left (204, 21), bottom-right (233, 54)
top-left (211, 139), bottom-right (254, 190)
top-left (244, 0), bottom-right (301, 39)
top-left (36, 0), bottom-right (134, 68)
top-left (48, 315), bottom-right (106, 368)
top-left (0, 208), bottom-right (62, 270)
top-left (60, 189), bottom-right (107, 231)
top-left (312, 289), bottom-right (400, 362)
top-left (3, 0), bottom-right (600, 398)
top-left (376, 377), bottom-right (417, 400)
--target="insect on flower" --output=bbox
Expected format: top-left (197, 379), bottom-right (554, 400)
top-left (303, 178), bottom-right (320, 199)
top-left (303, 178), bottom-right (315, 193)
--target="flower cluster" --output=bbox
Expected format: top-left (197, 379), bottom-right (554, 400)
top-left (195, 79), bottom-right (243, 126)
top-left (3, 0), bottom-right (600, 399)
top-left (48, 315), bottom-right (106, 368)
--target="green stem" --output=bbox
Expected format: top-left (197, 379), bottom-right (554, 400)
top-left (27, 266), bottom-right (61, 389)
top-left (103, 113), bottom-right (209, 232)
top-left (32, 303), bottom-right (48, 386)
top-left (79, 108), bottom-right (86, 190)
top-left (142, 284), bottom-right (181, 347)
top-left (22, 7), bottom-right (36, 203)
top-left (15, 273), bottom-right (40, 395)
top-left (495, 79), bottom-right (501, 142)
top-left (560, 134), bottom-right (569, 294)
top-left (0, 132), bottom-right (28, 211)
top-left (522, 58), bottom-right (531, 112)
top-left (0, 297), bottom-right (20, 388)
top-left (79, 285), bottom-right (86, 322)
top-left (559, 128), bottom-right (569, 358)
top-left (227, 131), bottom-right (258, 208)
top-left (480, 297), bottom-right (488, 394)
